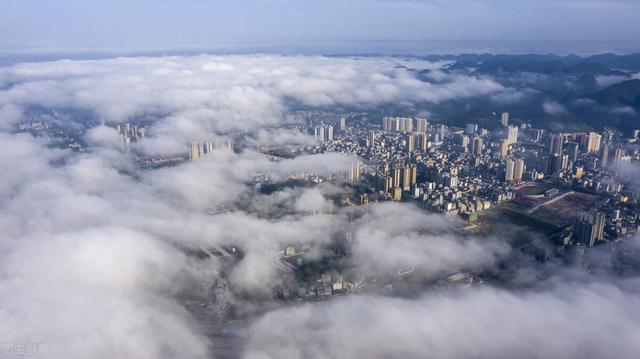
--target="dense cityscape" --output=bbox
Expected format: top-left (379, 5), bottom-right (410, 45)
top-left (18, 106), bottom-right (640, 307)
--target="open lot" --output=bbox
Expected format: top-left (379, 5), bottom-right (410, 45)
top-left (530, 191), bottom-right (604, 227)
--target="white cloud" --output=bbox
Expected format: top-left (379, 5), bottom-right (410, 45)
top-left (543, 100), bottom-right (569, 116)
top-left (351, 203), bottom-right (509, 277)
top-left (0, 54), bottom-right (635, 358)
top-left (611, 106), bottom-right (637, 115)
top-left (595, 74), bottom-right (628, 87)
top-left (246, 280), bottom-right (640, 359)
top-left (0, 55), bottom-right (509, 144)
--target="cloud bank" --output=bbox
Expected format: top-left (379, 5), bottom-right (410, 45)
top-left (246, 280), bottom-right (640, 359)
top-left (0, 55), bottom-right (510, 153)
top-left (0, 54), bottom-right (637, 359)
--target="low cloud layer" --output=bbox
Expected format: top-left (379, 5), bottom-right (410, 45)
top-left (246, 279), bottom-right (640, 359)
top-left (0, 55), bottom-right (508, 149)
top-left (543, 100), bottom-right (569, 116)
top-left (0, 54), bottom-right (638, 359)
top-left (352, 203), bottom-right (509, 277)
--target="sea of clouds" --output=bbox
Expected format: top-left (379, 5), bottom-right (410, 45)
top-left (0, 54), bottom-right (638, 359)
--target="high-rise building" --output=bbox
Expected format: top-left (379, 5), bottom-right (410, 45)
top-left (501, 112), bottom-right (510, 127)
top-left (346, 160), bottom-right (363, 182)
top-left (369, 130), bottom-right (377, 147)
top-left (513, 158), bottom-right (525, 182)
top-left (118, 123), bottom-right (146, 149)
top-left (189, 142), bottom-right (200, 160)
top-left (382, 117), bottom-right (413, 132)
top-left (394, 118), bottom-right (401, 132)
top-left (188, 141), bottom-right (217, 160)
top-left (550, 153), bottom-right (569, 173)
top-left (506, 125), bottom-right (518, 145)
top-left (392, 163), bottom-right (417, 190)
top-left (384, 176), bottom-right (393, 193)
top-left (549, 134), bottom-right (563, 155)
top-left (600, 144), bottom-right (609, 168)
top-left (339, 117), bottom-right (347, 131)
top-left (455, 134), bottom-right (469, 152)
top-left (314, 125), bottom-right (334, 143)
top-left (537, 156), bottom-right (550, 174)
top-left (564, 142), bottom-right (579, 162)
top-left (574, 212), bottom-right (605, 247)
top-left (589, 133), bottom-right (602, 153)
top-left (465, 123), bottom-right (478, 136)
top-left (408, 164), bottom-right (417, 187)
top-left (417, 133), bottom-right (429, 151)
top-left (415, 118), bottom-right (428, 133)
top-left (505, 158), bottom-right (515, 182)
top-left (314, 126), bottom-right (324, 143)
top-left (439, 124), bottom-right (447, 139)
top-left (383, 117), bottom-right (399, 132)
top-left (561, 154), bottom-right (569, 171)
top-left (393, 166), bottom-right (402, 188)
top-left (401, 166), bottom-right (411, 190)
top-left (531, 128), bottom-right (544, 142)
top-left (399, 117), bottom-right (413, 132)
top-left (402, 166), bottom-right (412, 189)
top-left (471, 137), bottom-right (483, 155)
top-left (404, 118), bottom-right (413, 133)
top-left (393, 187), bottom-right (402, 201)
top-left (580, 132), bottom-right (602, 153)
top-left (500, 139), bottom-right (510, 158)
top-left (613, 148), bottom-right (624, 164)
top-left (405, 133), bottom-right (415, 153)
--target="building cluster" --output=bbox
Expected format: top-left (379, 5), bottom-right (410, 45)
top-left (307, 111), bottom-right (640, 249)
top-left (188, 139), bottom-right (234, 160)
top-left (278, 271), bottom-right (365, 301)
top-left (574, 212), bottom-right (606, 247)
top-left (346, 159), bottom-right (364, 182)
top-left (382, 116), bottom-right (428, 133)
top-left (274, 245), bottom-right (365, 301)
top-left (118, 123), bottom-right (145, 147)
top-left (314, 124), bottom-right (334, 143)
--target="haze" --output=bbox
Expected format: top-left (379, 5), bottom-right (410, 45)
top-left (2, 0), bottom-right (640, 55)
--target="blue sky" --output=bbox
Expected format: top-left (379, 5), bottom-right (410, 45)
top-left (2, 0), bottom-right (640, 54)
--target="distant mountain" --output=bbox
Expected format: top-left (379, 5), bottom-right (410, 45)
top-left (475, 59), bottom-right (564, 74)
top-left (472, 59), bottom-right (619, 76)
top-left (422, 53), bottom-right (640, 73)
top-left (409, 53), bottom-right (640, 133)
top-left (587, 53), bottom-right (640, 72)
top-left (594, 79), bottom-right (640, 107)
top-left (575, 74), bottom-right (599, 95)
top-left (563, 62), bottom-right (619, 75)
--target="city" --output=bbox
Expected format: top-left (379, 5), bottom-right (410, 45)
top-left (12, 98), bottom-right (640, 356)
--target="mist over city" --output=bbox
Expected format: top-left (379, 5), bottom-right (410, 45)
top-left (2, 1), bottom-right (640, 359)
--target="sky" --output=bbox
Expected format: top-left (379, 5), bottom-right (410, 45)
top-left (2, 0), bottom-right (640, 55)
